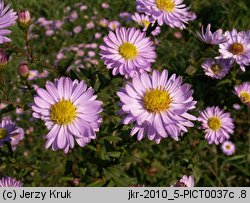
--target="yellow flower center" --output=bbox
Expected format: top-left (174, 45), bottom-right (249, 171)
top-left (239, 91), bottom-right (250, 103)
top-left (211, 64), bottom-right (222, 74)
top-left (156, 0), bottom-right (175, 12)
top-left (118, 42), bottom-right (138, 60)
top-left (0, 128), bottom-right (8, 139)
top-left (143, 88), bottom-right (172, 113)
top-left (207, 117), bottom-right (221, 131)
top-left (50, 99), bottom-right (77, 125)
top-left (229, 43), bottom-right (244, 55)
top-left (225, 144), bottom-right (231, 150)
top-left (141, 20), bottom-right (150, 28)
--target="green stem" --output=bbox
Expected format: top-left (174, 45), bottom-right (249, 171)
top-left (24, 30), bottom-right (32, 62)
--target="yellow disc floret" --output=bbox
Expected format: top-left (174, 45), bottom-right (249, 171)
top-left (239, 91), bottom-right (250, 104)
top-left (50, 99), bottom-right (77, 125)
top-left (141, 20), bottom-right (150, 28)
top-left (143, 87), bottom-right (172, 113)
top-left (156, 0), bottom-right (175, 12)
top-left (211, 64), bottom-right (222, 74)
top-left (207, 117), bottom-right (221, 131)
top-left (119, 42), bottom-right (138, 60)
top-left (225, 144), bottom-right (231, 150)
top-left (229, 43), bottom-right (244, 55)
top-left (0, 128), bottom-right (8, 139)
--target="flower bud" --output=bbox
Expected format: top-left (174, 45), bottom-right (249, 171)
top-left (17, 62), bottom-right (29, 78)
top-left (0, 49), bottom-right (9, 70)
top-left (18, 10), bottom-right (31, 25)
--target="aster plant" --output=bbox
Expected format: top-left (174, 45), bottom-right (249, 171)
top-left (0, 177), bottom-right (22, 187)
top-left (172, 175), bottom-right (194, 187)
top-left (196, 24), bottom-right (229, 45)
top-left (117, 70), bottom-right (197, 143)
top-left (201, 58), bottom-right (232, 79)
top-left (221, 141), bottom-right (236, 156)
top-left (234, 82), bottom-right (250, 105)
top-left (100, 27), bottom-right (156, 78)
top-left (198, 106), bottom-right (235, 145)
top-left (32, 77), bottom-right (103, 153)
top-left (0, 118), bottom-right (19, 147)
top-left (136, 0), bottom-right (193, 29)
top-left (132, 12), bottom-right (161, 36)
top-left (0, 0), bottom-right (17, 44)
top-left (217, 29), bottom-right (250, 71)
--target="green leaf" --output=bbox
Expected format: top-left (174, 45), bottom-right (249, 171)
top-left (98, 73), bottom-right (108, 85)
top-left (226, 155), bottom-right (246, 162)
top-left (65, 160), bottom-right (73, 174)
top-left (69, 70), bottom-right (79, 80)
top-left (86, 179), bottom-right (106, 187)
top-left (101, 136), bottom-right (122, 143)
top-left (80, 68), bottom-right (91, 77)
top-left (106, 151), bottom-right (121, 158)
top-left (0, 104), bottom-right (15, 117)
top-left (86, 144), bottom-right (98, 152)
top-left (60, 177), bottom-right (74, 181)
top-left (59, 56), bottom-right (74, 74)
top-left (216, 79), bottom-right (231, 86)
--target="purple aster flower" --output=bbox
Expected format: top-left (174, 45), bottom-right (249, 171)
top-left (196, 24), bottom-right (229, 45)
top-left (198, 106), bottom-right (234, 145)
top-left (100, 27), bottom-right (156, 78)
top-left (117, 70), bottom-right (197, 143)
top-left (38, 70), bottom-right (49, 78)
top-left (11, 128), bottom-right (24, 151)
top-left (119, 12), bottom-right (132, 22)
top-left (187, 11), bottom-right (197, 21)
top-left (107, 20), bottom-right (120, 31)
top-left (99, 18), bottom-right (109, 27)
top-left (73, 25), bottom-right (82, 34)
top-left (0, 0), bottom-right (17, 44)
top-left (132, 12), bottom-right (161, 36)
top-left (173, 175), bottom-right (194, 187)
top-left (221, 140), bottom-right (236, 156)
top-left (101, 2), bottom-right (109, 9)
top-left (217, 29), bottom-right (250, 71)
top-left (201, 58), bottom-right (232, 79)
top-left (28, 70), bottom-right (39, 80)
top-left (232, 103), bottom-right (241, 110)
top-left (0, 177), bottom-right (23, 187)
top-left (0, 117), bottom-right (19, 147)
top-left (32, 77), bottom-right (103, 153)
top-left (234, 82), bottom-right (250, 105)
top-left (136, 0), bottom-right (192, 29)
top-left (18, 10), bottom-right (31, 25)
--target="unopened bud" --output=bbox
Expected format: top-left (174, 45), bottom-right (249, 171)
top-left (18, 62), bottom-right (29, 78)
top-left (18, 10), bottom-right (31, 25)
top-left (0, 49), bottom-right (9, 70)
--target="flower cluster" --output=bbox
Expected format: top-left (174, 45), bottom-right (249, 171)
top-left (197, 25), bottom-right (250, 75)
